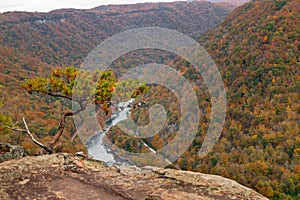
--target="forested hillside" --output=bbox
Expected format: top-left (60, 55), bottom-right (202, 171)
top-left (0, 2), bottom-right (231, 154)
top-left (199, 0), bottom-right (299, 198)
top-left (1, 0), bottom-right (299, 199)
top-left (0, 1), bottom-right (230, 66)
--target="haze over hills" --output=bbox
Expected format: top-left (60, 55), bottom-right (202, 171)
top-left (206, 0), bottom-right (249, 6)
top-left (0, 0), bottom-right (249, 13)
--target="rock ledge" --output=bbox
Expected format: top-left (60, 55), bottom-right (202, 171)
top-left (0, 154), bottom-right (268, 200)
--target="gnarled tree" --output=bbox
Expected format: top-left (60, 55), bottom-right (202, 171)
top-left (9, 67), bottom-right (148, 154)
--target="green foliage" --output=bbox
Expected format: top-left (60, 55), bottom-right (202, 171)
top-left (265, 22), bottom-right (276, 32)
top-left (22, 67), bottom-right (79, 100)
top-left (0, 114), bottom-right (12, 135)
top-left (21, 67), bottom-right (149, 111)
top-left (114, 78), bottom-right (150, 101)
top-left (21, 67), bottom-right (119, 107)
top-left (94, 70), bottom-right (117, 106)
top-left (275, 0), bottom-right (288, 10)
top-left (48, 127), bottom-right (58, 136)
top-left (0, 86), bottom-right (12, 135)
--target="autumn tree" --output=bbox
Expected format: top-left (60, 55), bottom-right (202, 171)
top-left (8, 67), bottom-right (147, 154)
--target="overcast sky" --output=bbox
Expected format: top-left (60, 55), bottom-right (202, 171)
top-left (0, 0), bottom-right (181, 13)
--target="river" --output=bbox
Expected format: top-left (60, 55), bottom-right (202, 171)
top-left (86, 98), bottom-right (172, 166)
top-left (86, 99), bottom-right (134, 166)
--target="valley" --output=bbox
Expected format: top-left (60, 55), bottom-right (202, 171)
top-left (0, 0), bottom-right (299, 199)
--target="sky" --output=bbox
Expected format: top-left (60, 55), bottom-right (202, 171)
top-left (0, 0), bottom-right (180, 13)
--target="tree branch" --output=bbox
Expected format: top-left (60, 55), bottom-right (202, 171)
top-left (22, 117), bottom-right (52, 153)
top-left (6, 101), bottom-right (88, 154)
top-left (45, 92), bottom-right (72, 101)
top-left (5, 126), bottom-right (26, 132)
top-left (50, 104), bottom-right (86, 147)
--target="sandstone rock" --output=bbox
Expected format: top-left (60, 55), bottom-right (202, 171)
top-left (0, 154), bottom-right (268, 200)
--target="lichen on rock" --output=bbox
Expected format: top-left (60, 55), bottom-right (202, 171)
top-left (0, 143), bottom-right (24, 163)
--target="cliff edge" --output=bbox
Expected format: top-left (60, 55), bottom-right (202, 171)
top-left (0, 154), bottom-right (268, 200)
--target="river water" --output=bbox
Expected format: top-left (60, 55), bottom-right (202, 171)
top-left (86, 99), bottom-right (134, 166)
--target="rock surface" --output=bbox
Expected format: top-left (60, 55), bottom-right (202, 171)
top-left (0, 154), bottom-right (268, 200)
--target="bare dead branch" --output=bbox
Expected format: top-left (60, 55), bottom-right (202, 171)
top-left (7, 102), bottom-right (88, 154)
top-left (22, 117), bottom-right (52, 153)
